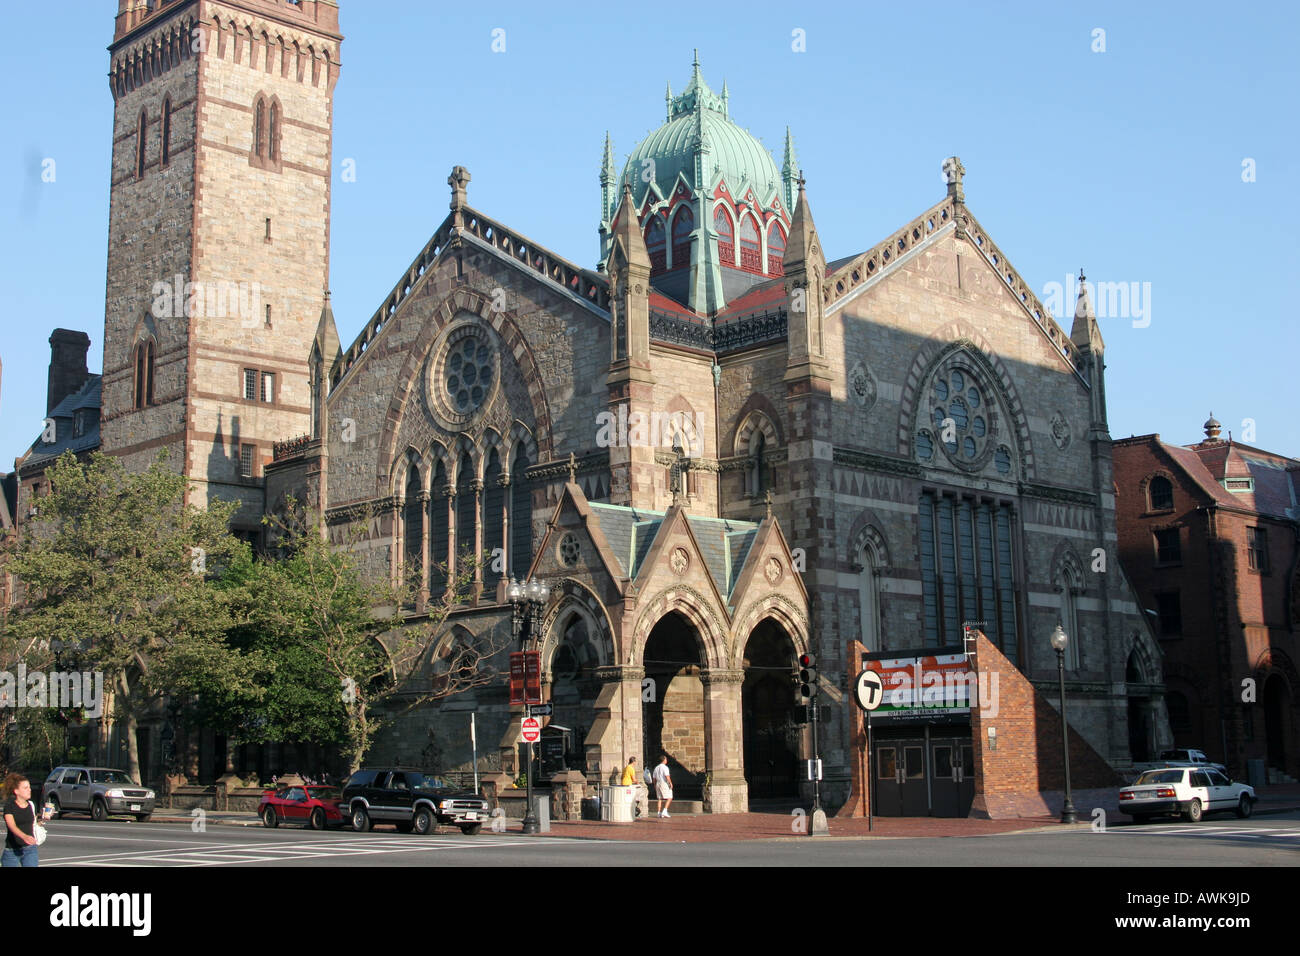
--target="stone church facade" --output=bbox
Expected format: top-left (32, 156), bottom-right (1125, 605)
top-left (99, 0), bottom-right (1168, 812)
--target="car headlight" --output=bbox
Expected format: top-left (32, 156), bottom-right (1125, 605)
top-left (439, 800), bottom-right (451, 810)
top-left (144, 790), bottom-right (155, 799)
top-left (106, 789), bottom-right (124, 798)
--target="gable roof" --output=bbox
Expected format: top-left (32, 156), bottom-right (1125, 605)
top-left (18, 376), bottom-right (102, 474)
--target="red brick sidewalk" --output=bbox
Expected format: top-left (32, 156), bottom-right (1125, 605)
top-left (545, 812), bottom-right (1060, 842)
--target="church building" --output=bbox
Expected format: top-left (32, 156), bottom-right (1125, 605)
top-left (98, 0), bottom-right (1168, 814)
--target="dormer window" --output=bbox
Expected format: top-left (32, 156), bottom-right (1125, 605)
top-left (1147, 475), bottom-right (1173, 511)
top-left (1222, 477), bottom-right (1253, 493)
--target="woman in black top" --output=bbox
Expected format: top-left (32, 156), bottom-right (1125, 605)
top-left (2, 772), bottom-right (40, 867)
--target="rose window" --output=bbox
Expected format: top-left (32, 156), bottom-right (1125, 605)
top-left (446, 337), bottom-right (494, 414)
top-left (916, 364), bottom-right (1000, 471)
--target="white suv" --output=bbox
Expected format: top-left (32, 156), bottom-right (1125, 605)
top-left (1119, 767), bottom-right (1255, 822)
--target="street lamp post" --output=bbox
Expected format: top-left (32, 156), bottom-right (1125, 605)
top-left (1050, 623), bottom-right (1078, 824)
top-left (509, 576), bottom-right (549, 835)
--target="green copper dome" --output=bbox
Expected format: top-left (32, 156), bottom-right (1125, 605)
top-left (618, 56), bottom-right (782, 210)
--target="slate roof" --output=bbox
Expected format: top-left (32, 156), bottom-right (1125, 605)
top-left (0, 473), bottom-right (15, 533)
top-left (1134, 433), bottom-right (1300, 522)
top-left (19, 376), bottom-right (102, 472)
top-left (586, 501), bottom-right (761, 600)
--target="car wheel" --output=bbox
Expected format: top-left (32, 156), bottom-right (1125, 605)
top-left (412, 807), bottom-right (434, 835)
top-left (262, 806), bottom-right (279, 828)
top-left (48, 796), bottom-right (63, 820)
top-left (308, 807), bottom-right (326, 830)
top-left (460, 823), bottom-right (482, 836)
top-left (91, 799), bottom-right (107, 822)
top-left (1184, 798), bottom-right (1203, 823)
top-left (351, 806), bottom-right (371, 832)
top-left (136, 814), bottom-right (152, 823)
top-left (394, 822), bottom-right (413, 834)
top-left (1235, 795), bottom-right (1253, 819)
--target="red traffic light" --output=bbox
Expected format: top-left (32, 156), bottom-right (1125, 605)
top-left (799, 653), bottom-right (814, 668)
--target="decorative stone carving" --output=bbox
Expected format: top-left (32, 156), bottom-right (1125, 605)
top-left (670, 547), bottom-right (689, 575)
top-left (764, 555), bottom-right (782, 584)
top-left (848, 360), bottom-right (877, 410)
top-left (1050, 411), bottom-right (1072, 450)
top-left (559, 532), bottom-right (580, 568)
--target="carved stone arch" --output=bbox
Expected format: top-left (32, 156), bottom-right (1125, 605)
top-left (664, 394), bottom-right (703, 456)
top-left (630, 584), bottom-right (728, 671)
top-left (448, 434), bottom-right (479, 484)
top-left (847, 512), bottom-right (892, 572)
top-left (898, 326), bottom-right (1036, 480)
top-left (1123, 626), bottom-right (1162, 686)
top-left (426, 440), bottom-right (452, 480)
top-left (734, 409), bottom-right (780, 458)
top-left (539, 581), bottom-right (616, 675)
top-left (505, 420), bottom-right (538, 473)
top-left (391, 446), bottom-right (426, 498)
top-left (481, 427), bottom-right (505, 465)
top-left (373, 288), bottom-right (552, 498)
top-left (1252, 647), bottom-right (1300, 696)
top-left (1050, 542), bottom-right (1086, 592)
top-left (730, 393), bottom-right (784, 455)
top-left (730, 595), bottom-right (811, 670)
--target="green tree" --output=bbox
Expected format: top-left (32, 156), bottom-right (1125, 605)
top-left (4, 451), bottom-right (264, 782)
top-left (249, 506), bottom-right (504, 773)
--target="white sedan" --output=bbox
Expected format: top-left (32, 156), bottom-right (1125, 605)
top-left (1119, 767), bottom-right (1256, 822)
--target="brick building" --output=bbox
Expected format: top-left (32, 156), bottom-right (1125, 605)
top-left (85, 0), bottom-right (1165, 811)
top-left (1114, 419), bottom-right (1300, 783)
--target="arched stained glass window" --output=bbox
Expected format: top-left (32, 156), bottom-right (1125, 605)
top-left (715, 206), bottom-right (734, 265)
top-left (739, 216), bottom-right (761, 272)
top-left (644, 215), bottom-right (666, 273)
top-left (671, 204), bottom-right (694, 270)
top-left (767, 222), bottom-right (786, 275)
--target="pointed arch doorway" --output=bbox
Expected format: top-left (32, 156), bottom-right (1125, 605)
top-left (742, 619), bottom-right (800, 801)
top-left (642, 612), bottom-right (706, 799)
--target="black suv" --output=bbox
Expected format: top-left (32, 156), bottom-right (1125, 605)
top-left (341, 769), bottom-right (489, 835)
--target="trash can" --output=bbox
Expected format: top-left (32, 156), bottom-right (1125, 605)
top-left (1246, 758), bottom-right (1266, 789)
top-left (582, 795), bottom-right (601, 820)
top-left (531, 795), bottom-right (550, 833)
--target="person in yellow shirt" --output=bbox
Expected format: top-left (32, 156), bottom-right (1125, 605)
top-left (621, 757), bottom-right (637, 786)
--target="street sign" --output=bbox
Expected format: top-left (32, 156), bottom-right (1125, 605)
top-left (528, 703), bottom-right (553, 717)
top-left (524, 650), bottom-right (542, 703)
top-left (521, 716), bottom-right (542, 743)
top-left (854, 669), bottom-right (884, 711)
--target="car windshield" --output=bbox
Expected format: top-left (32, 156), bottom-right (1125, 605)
top-left (1135, 770), bottom-right (1184, 785)
top-left (306, 786), bottom-right (341, 800)
top-left (90, 770), bottom-right (136, 785)
top-left (409, 773), bottom-right (450, 792)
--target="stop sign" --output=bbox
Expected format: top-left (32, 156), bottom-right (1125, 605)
top-left (521, 716), bottom-right (542, 743)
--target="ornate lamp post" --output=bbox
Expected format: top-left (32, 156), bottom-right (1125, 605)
top-left (508, 576), bottom-right (550, 834)
top-left (1050, 623), bottom-right (1078, 824)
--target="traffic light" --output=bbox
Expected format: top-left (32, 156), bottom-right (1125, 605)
top-left (798, 653), bottom-right (818, 698)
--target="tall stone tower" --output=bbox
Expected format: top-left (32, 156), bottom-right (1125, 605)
top-left (102, 0), bottom-right (341, 533)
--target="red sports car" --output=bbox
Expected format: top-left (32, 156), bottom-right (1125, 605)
top-left (258, 784), bottom-right (346, 830)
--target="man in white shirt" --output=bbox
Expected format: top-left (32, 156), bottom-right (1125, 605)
top-left (652, 754), bottom-right (673, 818)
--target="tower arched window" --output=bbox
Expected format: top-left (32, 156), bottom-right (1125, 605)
top-left (644, 215), bottom-right (666, 274)
top-left (739, 215), bottom-right (761, 272)
top-left (671, 205), bottom-right (694, 270)
top-left (403, 459), bottom-right (425, 602)
top-left (133, 339), bottom-right (155, 409)
top-left (161, 96), bottom-right (171, 167)
top-left (767, 222), bottom-right (786, 276)
top-left (715, 206), bottom-right (735, 266)
top-left (269, 100), bottom-right (281, 162)
top-left (428, 459), bottom-right (449, 597)
top-left (511, 447), bottom-right (533, 579)
top-left (136, 109), bottom-right (148, 179)
top-left (749, 432), bottom-right (767, 499)
top-left (253, 97), bottom-right (266, 159)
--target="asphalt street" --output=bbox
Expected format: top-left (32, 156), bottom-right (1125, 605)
top-left (33, 810), bottom-right (1300, 867)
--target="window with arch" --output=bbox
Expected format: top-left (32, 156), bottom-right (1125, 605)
top-left (403, 458), bottom-right (424, 603)
top-left (749, 432), bottom-right (767, 499)
top-left (455, 454), bottom-right (476, 581)
top-left (1148, 476), bottom-right (1174, 512)
top-left (510, 446), bottom-right (533, 580)
top-left (428, 460), bottom-right (449, 596)
top-left (916, 358), bottom-right (1012, 477)
top-left (918, 493), bottom-right (1019, 657)
top-left (715, 205), bottom-right (735, 266)
top-left (671, 204), bottom-right (694, 270)
top-left (482, 449), bottom-right (505, 593)
top-left (767, 222), bottom-right (786, 275)
top-left (644, 215), bottom-right (666, 274)
top-left (136, 109), bottom-right (148, 179)
top-left (161, 96), bottom-right (171, 167)
top-left (132, 339), bottom-right (155, 409)
top-left (858, 544), bottom-right (882, 652)
top-left (250, 94), bottom-right (282, 171)
top-left (739, 215), bottom-right (761, 272)
top-left (1054, 556), bottom-right (1083, 670)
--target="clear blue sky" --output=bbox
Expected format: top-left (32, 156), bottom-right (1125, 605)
top-left (2, 0), bottom-right (1297, 468)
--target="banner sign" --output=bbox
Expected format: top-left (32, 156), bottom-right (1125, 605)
top-left (861, 653), bottom-right (982, 722)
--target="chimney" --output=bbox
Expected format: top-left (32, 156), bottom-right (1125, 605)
top-left (47, 330), bottom-right (91, 417)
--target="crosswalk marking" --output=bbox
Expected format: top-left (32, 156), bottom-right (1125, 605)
top-left (46, 835), bottom-right (585, 867)
top-left (1112, 823), bottom-right (1300, 841)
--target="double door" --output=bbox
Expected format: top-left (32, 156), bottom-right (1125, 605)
top-left (874, 736), bottom-right (974, 817)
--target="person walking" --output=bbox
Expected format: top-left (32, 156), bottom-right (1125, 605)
top-left (621, 757), bottom-right (637, 786)
top-left (652, 754), bottom-right (673, 818)
top-left (2, 773), bottom-right (42, 867)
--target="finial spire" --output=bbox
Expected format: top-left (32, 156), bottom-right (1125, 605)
top-left (721, 78), bottom-right (729, 118)
top-left (942, 156), bottom-right (965, 202)
top-left (764, 488), bottom-right (773, 520)
top-left (568, 452), bottom-right (578, 484)
top-left (665, 81), bottom-right (673, 121)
